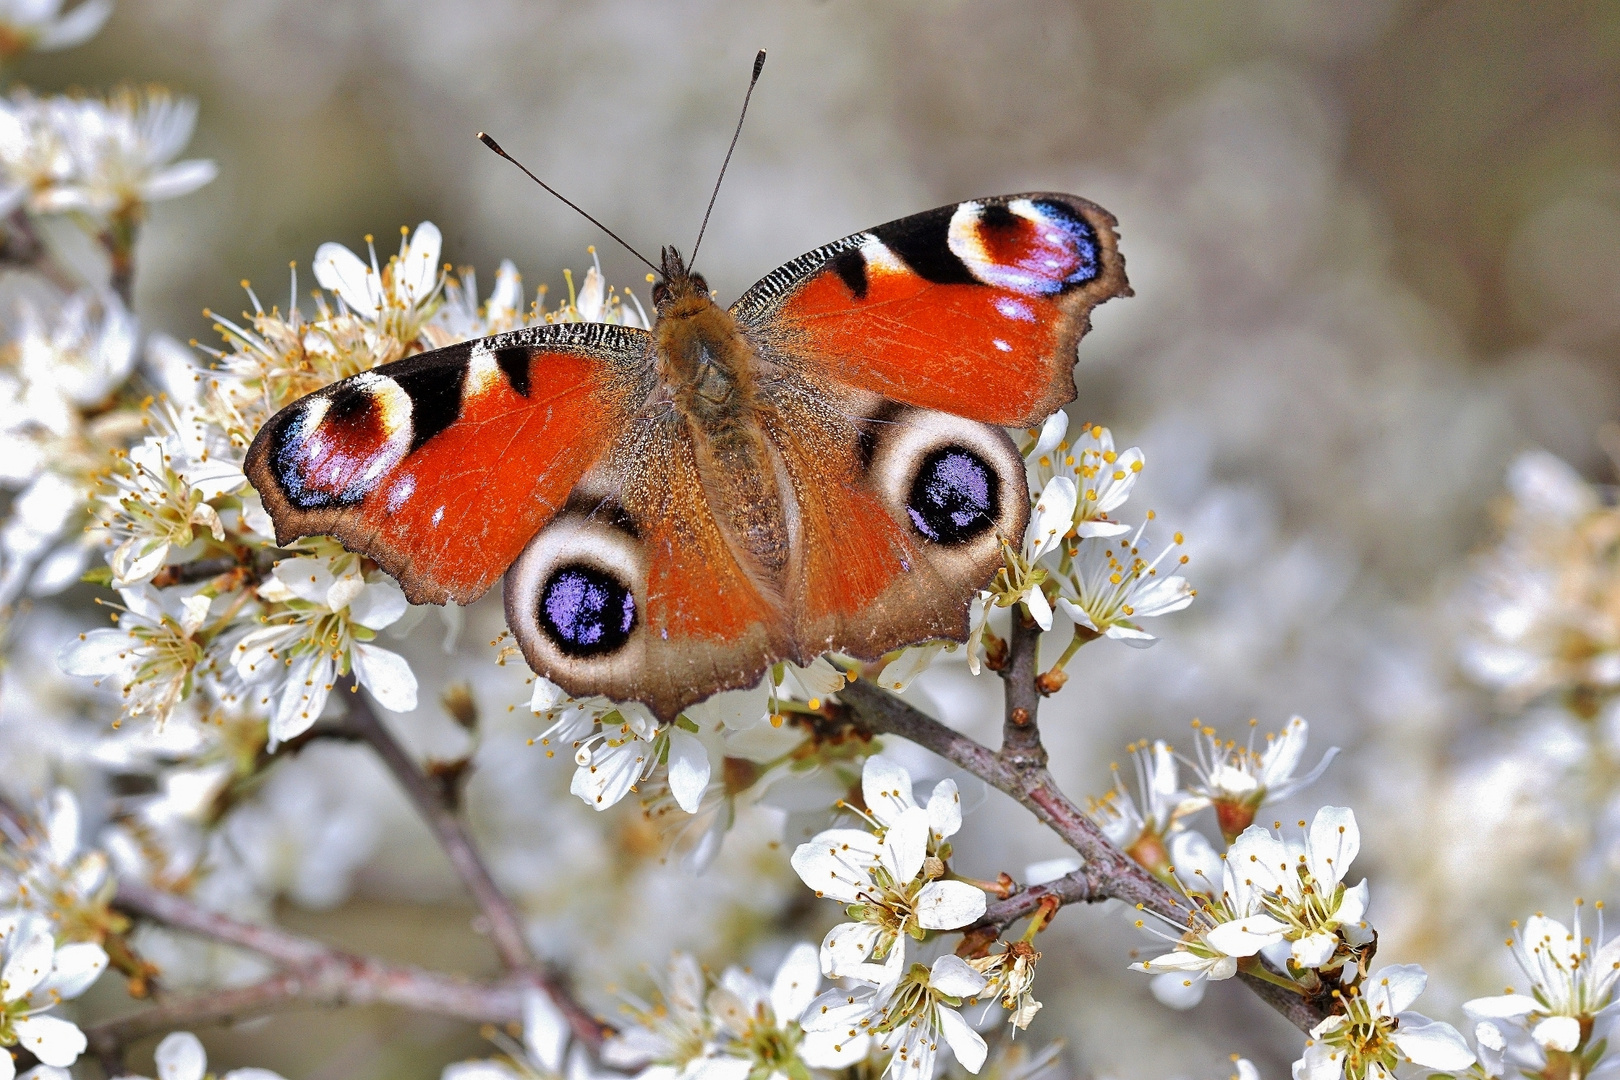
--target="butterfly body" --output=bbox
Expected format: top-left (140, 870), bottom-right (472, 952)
top-left (246, 194), bottom-right (1130, 719)
top-left (652, 248), bottom-right (792, 581)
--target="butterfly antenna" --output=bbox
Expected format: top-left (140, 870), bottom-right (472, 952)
top-left (689, 49), bottom-right (766, 269)
top-left (477, 132), bottom-right (662, 277)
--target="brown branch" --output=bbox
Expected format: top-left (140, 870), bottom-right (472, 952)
top-left (999, 614), bottom-right (1047, 769)
top-left (105, 876), bottom-right (609, 1057)
top-left (975, 870), bottom-right (1096, 928)
top-left (840, 630), bottom-right (1332, 1035)
top-left (85, 959), bottom-right (531, 1061)
top-left (113, 877), bottom-right (329, 968)
top-left (332, 679), bottom-right (606, 1048)
top-left (335, 679), bottom-right (535, 972)
top-left (956, 869), bottom-right (1101, 958)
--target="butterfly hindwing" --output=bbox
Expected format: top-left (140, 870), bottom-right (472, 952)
top-left (733, 193), bottom-right (1129, 427)
top-left (244, 322), bottom-right (652, 605)
top-left (761, 378), bottom-right (1029, 661)
top-left (503, 414), bottom-right (791, 721)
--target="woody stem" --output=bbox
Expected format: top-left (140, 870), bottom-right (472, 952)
top-left (333, 677), bottom-right (604, 1044)
top-left (841, 630), bottom-right (1330, 1034)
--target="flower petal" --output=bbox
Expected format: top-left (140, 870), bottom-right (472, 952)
top-left (875, 643), bottom-right (944, 694)
top-left (348, 578), bottom-right (407, 630)
top-left (881, 806), bottom-right (929, 884)
top-left (1290, 932), bottom-right (1337, 969)
top-left (522, 987), bottom-right (569, 1073)
top-left (915, 880), bottom-right (986, 930)
top-left (352, 643), bottom-right (418, 713)
top-left (936, 1005), bottom-right (987, 1073)
top-left (35, 941), bottom-right (106, 1000)
top-left (1205, 913), bottom-right (1290, 958)
top-left (155, 1030), bottom-right (207, 1080)
top-left (861, 756), bottom-right (917, 827)
top-left (1365, 964), bottom-right (1427, 1018)
top-left (1533, 1015), bottom-right (1582, 1052)
top-left (791, 829), bottom-right (883, 903)
top-left (821, 922), bottom-right (882, 979)
top-left (1307, 806), bottom-right (1359, 889)
top-left (926, 779), bottom-right (962, 841)
top-left (12, 1015), bottom-right (85, 1068)
top-left (928, 954), bottom-right (988, 998)
top-left (770, 942), bottom-right (822, 1022)
top-left (1392, 1014), bottom-right (1476, 1070)
top-left (314, 243), bottom-right (381, 315)
top-left (1, 924), bottom-right (55, 1000)
top-left (1149, 970), bottom-right (1209, 1009)
top-left (665, 727), bottom-right (711, 814)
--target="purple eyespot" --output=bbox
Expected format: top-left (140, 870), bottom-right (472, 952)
top-left (539, 565), bottom-right (636, 658)
top-left (907, 447), bottom-right (1000, 545)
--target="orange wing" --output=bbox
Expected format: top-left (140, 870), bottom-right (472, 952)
top-left (244, 322), bottom-right (652, 605)
top-left (733, 193), bottom-right (1129, 427)
top-left (762, 385), bottom-right (1030, 661)
top-left (502, 416), bottom-right (790, 722)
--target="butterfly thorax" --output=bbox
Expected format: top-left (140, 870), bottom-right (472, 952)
top-left (652, 248), bottom-right (791, 581)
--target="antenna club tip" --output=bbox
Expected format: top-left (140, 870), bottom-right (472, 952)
top-left (752, 50), bottom-right (766, 79)
top-left (477, 131), bottom-right (503, 153)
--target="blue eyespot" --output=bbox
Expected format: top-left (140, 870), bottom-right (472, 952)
top-left (907, 447), bottom-right (1000, 544)
top-left (539, 565), bottom-right (636, 657)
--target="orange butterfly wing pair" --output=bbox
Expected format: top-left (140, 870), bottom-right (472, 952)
top-left (245, 194), bottom-right (1129, 718)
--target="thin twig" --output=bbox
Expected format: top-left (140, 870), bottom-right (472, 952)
top-left (85, 960), bottom-right (531, 1060)
top-left (334, 679), bottom-right (606, 1047)
top-left (113, 877), bottom-right (329, 968)
top-left (336, 679), bottom-right (535, 972)
top-left (973, 870), bottom-right (1097, 933)
top-left (104, 877), bottom-right (610, 1056)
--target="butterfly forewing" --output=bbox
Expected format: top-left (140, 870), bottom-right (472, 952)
top-left (732, 193), bottom-right (1129, 427)
top-left (244, 322), bottom-right (652, 605)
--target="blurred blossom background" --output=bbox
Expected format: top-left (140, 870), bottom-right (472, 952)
top-left (3, 2), bottom-right (1620, 1079)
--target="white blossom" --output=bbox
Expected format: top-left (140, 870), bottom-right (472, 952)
top-left (1086, 739), bottom-right (1193, 875)
top-left (59, 584), bottom-right (212, 726)
top-left (229, 551), bottom-right (416, 742)
top-left (1181, 716), bottom-right (1339, 840)
top-left (0, 788), bottom-right (112, 936)
top-left (792, 757), bottom-right (984, 979)
top-left (0, 911), bottom-right (107, 1076)
top-left (802, 954), bottom-right (989, 1080)
top-left (601, 952), bottom-right (737, 1080)
top-left (1293, 965), bottom-right (1472, 1080)
top-left (52, 88), bottom-right (217, 217)
top-left (704, 942), bottom-right (866, 1076)
top-left (0, 0), bottom-right (109, 59)
top-left (1208, 807), bottom-right (1372, 973)
top-left (1056, 519), bottom-right (1194, 647)
top-left (315, 222), bottom-right (446, 343)
top-left (1463, 904), bottom-right (1620, 1079)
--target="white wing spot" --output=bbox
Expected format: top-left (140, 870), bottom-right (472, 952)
top-left (432, 506), bottom-right (445, 526)
top-left (993, 338), bottom-right (1012, 352)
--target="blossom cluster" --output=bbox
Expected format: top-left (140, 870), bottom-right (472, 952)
top-left (1459, 450), bottom-right (1620, 720)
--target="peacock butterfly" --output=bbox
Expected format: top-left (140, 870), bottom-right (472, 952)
top-left (244, 58), bottom-right (1131, 721)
